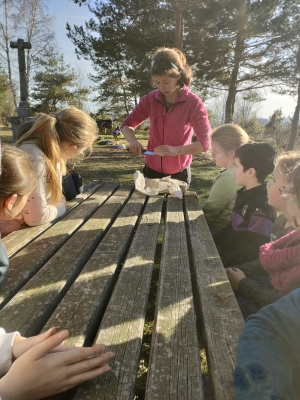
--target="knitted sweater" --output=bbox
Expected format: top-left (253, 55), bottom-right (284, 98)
top-left (260, 230), bottom-right (300, 292)
top-left (237, 228), bottom-right (300, 308)
top-left (122, 86), bottom-right (211, 174)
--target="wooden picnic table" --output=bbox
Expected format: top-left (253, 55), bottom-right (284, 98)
top-left (0, 181), bottom-right (244, 400)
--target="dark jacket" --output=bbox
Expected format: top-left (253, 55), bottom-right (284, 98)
top-left (62, 168), bottom-right (83, 201)
top-left (213, 184), bottom-right (276, 268)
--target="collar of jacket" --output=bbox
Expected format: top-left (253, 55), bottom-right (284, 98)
top-left (236, 182), bottom-right (267, 199)
top-left (154, 85), bottom-right (189, 104)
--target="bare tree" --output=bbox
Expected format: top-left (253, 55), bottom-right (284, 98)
top-left (287, 45), bottom-right (300, 150)
top-left (0, 0), bottom-right (18, 108)
top-left (0, 0), bottom-right (56, 111)
top-left (10, 0), bottom-right (56, 92)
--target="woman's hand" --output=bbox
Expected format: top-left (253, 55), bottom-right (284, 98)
top-left (129, 140), bottom-right (143, 155)
top-left (0, 330), bottom-right (115, 400)
top-left (154, 145), bottom-right (179, 156)
top-left (226, 268), bottom-right (246, 291)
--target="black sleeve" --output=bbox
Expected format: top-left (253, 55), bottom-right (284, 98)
top-left (237, 278), bottom-right (283, 307)
top-left (234, 259), bottom-right (269, 276)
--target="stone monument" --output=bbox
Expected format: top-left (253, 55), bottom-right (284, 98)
top-left (6, 38), bottom-right (34, 141)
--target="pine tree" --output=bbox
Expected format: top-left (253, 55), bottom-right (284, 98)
top-left (67, 0), bottom-right (175, 117)
top-left (31, 49), bottom-right (76, 113)
top-left (186, 0), bottom-right (294, 123)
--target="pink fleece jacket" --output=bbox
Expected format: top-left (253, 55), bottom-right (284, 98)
top-left (122, 86), bottom-right (211, 175)
top-left (260, 230), bottom-right (300, 292)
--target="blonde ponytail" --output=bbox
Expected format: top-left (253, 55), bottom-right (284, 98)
top-left (17, 106), bottom-right (98, 204)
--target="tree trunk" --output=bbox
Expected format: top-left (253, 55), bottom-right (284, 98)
top-left (225, 0), bottom-right (245, 123)
top-left (116, 62), bottom-right (129, 115)
top-left (287, 45), bottom-right (300, 150)
top-left (174, 1), bottom-right (184, 50)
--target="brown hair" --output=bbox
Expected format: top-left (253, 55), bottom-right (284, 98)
top-left (17, 106), bottom-right (98, 204)
top-left (0, 145), bottom-right (37, 218)
top-left (211, 124), bottom-right (249, 152)
top-left (151, 47), bottom-right (192, 87)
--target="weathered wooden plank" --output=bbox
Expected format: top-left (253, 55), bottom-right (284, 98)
top-left (3, 180), bottom-right (103, 258)
top-left (0, 182), bottom-right (121, 312)
top-left (184, 192), bottom-right (244, 400)
top-left (0, 185), bottom-right (134, 336)
top-left (42, 190), bottom-right (149, 343)
top-left (72, 196), bottom-right (163, 400)
top-left (145, 196), bottom-right (204, 400)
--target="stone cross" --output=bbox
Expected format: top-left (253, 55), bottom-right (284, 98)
top-left (10, 38), bottom-right (31, 108)
top-left (7, 38), bottom-right (34, 141)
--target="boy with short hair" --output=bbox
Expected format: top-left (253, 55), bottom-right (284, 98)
top-left (213, 142), bottom-right (277, 268)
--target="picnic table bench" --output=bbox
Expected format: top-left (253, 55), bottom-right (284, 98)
top-left (0, 182), bottom-right (244, 400)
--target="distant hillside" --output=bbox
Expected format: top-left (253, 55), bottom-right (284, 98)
top-left (258, 118), bottom-right (269, 125)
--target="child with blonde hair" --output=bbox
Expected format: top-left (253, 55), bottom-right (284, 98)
top-left (203, 124), bottom-right (249, 233)
top-left (16, 106), bottom-right (98, 227)
top-left (0, 145), bottom-right (37, 283)
top-left (0, 144), bottom-right (114, 399)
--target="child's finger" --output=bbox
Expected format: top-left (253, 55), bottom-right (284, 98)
top-left (62, 344), bottom-right (109, 366)
top-left (66, 350), bottom-right (115, 376)
top-left (62, 364), bottom-right (112, 391)
top-left (24, 330), bottom-right (69, 361)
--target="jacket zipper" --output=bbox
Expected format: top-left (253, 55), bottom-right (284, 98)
top-left (154, 98), bottom-right (186, 173)
top-left (161, 117), bottom-right (165, 173)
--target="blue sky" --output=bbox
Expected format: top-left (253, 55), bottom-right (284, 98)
top-left (48, 0), bottom-right (94, 75)
top-left (48, 0), bottom-right (297, 118)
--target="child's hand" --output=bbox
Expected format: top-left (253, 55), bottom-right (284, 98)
top-left (0, 330), bottom-right (115, 400)
top-left (12, 327), bottom-right (56, 360)
top-left (226, 268), bottom-right (246, 291)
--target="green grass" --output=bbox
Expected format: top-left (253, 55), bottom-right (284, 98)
top-left (0, 128), bottom-right (218, 199)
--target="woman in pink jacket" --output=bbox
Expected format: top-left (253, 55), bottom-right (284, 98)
top-left (121, 47), bottom-right (211, 185)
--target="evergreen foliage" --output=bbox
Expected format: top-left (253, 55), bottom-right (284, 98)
top-left (31, 49), bottom-right (88, 113)
top-left (66, 0), bottom-right (175, 118)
